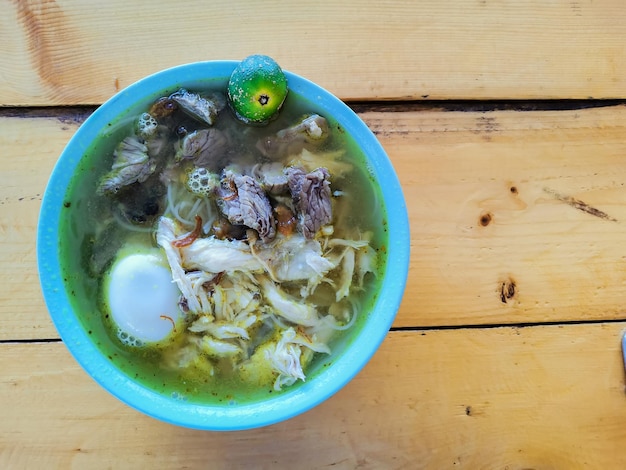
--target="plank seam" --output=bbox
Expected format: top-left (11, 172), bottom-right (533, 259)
top-left (391, 317), bottom-right (626, 332)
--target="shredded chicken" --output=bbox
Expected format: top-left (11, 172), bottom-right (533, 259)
top-left (336, 247), bottom-right (355, 302)
top-left (155, 210), bottom-right (378, 388)
top-left (260, 278), bottom-right (319, 326)
top-left (180, 236), bottom-right (263, 273)
top-left (252, 233), bottom-right (336, 283)
top-left (265, 327), bottom-right (330, 390)
top-left (156, 217), bottom-right (201, 313)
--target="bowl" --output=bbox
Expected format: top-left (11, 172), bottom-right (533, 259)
top-left (37, 60), bottom-right (410, 430)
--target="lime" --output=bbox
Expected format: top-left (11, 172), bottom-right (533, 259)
top-left (227, 55), bottom-right (288, 124)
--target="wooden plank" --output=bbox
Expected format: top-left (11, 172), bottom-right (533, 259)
top-left (0, 114), bottom-right (83, 340)
top-left (1, 0), bottom-right (625, 105)
top-left (2, 323), bottom-right (626, 468)
top-left (3, 104), bottom-right (626, 339)
top-left (362, 107), bottom-right (626, 326)
top-left (368, 104), bottom-right (626, 327)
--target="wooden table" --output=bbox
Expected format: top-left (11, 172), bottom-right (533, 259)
top-left (2, 1), bottom-right (626, 468)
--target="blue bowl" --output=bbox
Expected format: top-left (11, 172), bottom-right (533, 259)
top-left (37, 61), bottom-right (410, 431)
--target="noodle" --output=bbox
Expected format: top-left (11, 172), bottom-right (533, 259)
top-left (165, 182), bottom-right (217, 232)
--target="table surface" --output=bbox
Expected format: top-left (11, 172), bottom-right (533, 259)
top-left (2, 1), bottom-right (626, 468)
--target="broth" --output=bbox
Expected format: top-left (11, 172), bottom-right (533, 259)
top-left (59, 82), bottom-right (388, 404)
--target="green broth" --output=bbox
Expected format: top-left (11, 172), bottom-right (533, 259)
top-left (59, 85), bottom-right (388, 404)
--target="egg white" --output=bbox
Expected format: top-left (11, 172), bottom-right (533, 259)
top-left (105, 249), bottom-right (182, 343)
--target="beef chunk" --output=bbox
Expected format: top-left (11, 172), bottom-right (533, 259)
top-left (175, 128), bottom-right (230, 171)
top-left (256, 114), bottom-right (329, 160)
top-left (285, 167), bottom-right (332, 239)
top-left (252, 162), bottom-right (290, 195)
top-left (217, 171), bottom-right (276, 242)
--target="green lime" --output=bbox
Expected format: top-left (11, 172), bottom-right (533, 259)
top-left (227, 55), bottom-right (288, 124)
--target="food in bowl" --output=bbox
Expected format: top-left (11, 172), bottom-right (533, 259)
top-left (38, 58), bottom-right (409, 430)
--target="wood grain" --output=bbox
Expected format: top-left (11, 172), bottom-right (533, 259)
top-left (2, 0), bottom-right (625, 105)
top-left (368, 104), bottom-right (626, 327)
top-left (0, 114), bottom-right (82, 340)
top-left (3, 104), bottom-right (626, 340)
top-left (2, 323), bottom-right (625, 468)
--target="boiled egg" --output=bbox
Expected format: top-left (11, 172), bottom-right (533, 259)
top-left (105, 249), bottom-right (182, 344)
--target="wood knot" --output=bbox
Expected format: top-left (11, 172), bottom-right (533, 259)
top-left (479, 211), bottom-right (493, 227)
top-left (500, 277), bottom-right (517, 303)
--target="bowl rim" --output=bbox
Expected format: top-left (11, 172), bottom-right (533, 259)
top-left (37, 60), bottom-right (410, 431)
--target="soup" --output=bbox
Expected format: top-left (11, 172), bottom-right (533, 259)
top-left (59, 80), bottom-right (387, 404)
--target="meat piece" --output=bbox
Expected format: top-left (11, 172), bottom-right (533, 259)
top-left (98, 136), bottom-right (155, 195)
top-left (285, 167), bottom-right (332, 239)
top-left (251, 162), bottom-right (289, 195)
top-left (169, 89), bottom-right (222, 126)
top-left (217, 171), bottom-right (276, 242)
top-left (256, 114), bottom-right (329, 159)
top-left (175, 128), bottom-right (230, 170)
